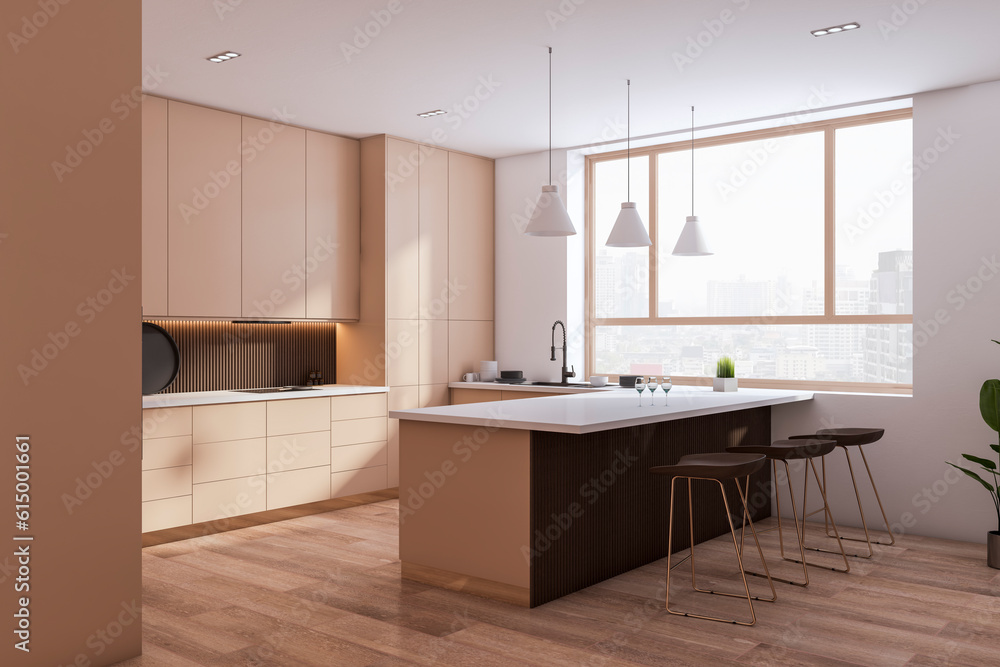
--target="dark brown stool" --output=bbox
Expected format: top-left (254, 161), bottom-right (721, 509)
top-left (727, 440), bottom-right (850, 585)
top-left (651, 453), bottom-right (776, 626)
top-left (790, 428), bottom-right (892, 558)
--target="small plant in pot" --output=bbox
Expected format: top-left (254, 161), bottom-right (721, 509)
top-left (947, 342), bottom-right (1000, 569)
top-left (713, 356), bottom-right (737, 392)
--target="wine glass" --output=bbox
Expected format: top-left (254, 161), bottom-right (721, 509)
top-left (661, 375), bottom-right (673, 406)
top-left (647, 376), bottom-right (659, 405)
top-left (634, 377), bottom-right (646, 407)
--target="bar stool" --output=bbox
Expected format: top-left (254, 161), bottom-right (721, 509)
top-left (790, 428), bottom-right (892, 558)
top-left (727, 439), bottom-right (850, 586)
top-left (650, 453), bottom-right (776, 626)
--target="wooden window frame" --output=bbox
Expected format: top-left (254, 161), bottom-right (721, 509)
top-left (584, 108), bottom-right (913, 395)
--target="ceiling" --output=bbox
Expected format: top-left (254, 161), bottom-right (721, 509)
top-left (143, 0), bottom-right (1000, 159)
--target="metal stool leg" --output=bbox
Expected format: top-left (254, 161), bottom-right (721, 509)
top-left (666, 475), bottom-right (775, 626)
top-left (793, 459), bottom-right (851, 573)
top-left (857, 446), bottom-right (896, 547)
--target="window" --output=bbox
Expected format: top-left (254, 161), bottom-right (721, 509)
top-left (586, 110), bottom-right (913, 392)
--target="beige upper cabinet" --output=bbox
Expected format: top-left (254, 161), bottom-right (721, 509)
top-left (167, 101), bottom-right (243, 317)
top-left (448, 152), bottom-right (494, 321)
top-left (142, 95), bottom-right (168, 317)
top-left (241, 118), bottom-right (306, 318)
top-left (419, 147), bottom-right (449, 320)
top-left (386, 138), bottom-right (419, 320)
top-left (306, 130), bottom-right (360, 320)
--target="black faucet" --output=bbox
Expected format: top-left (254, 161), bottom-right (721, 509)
top-left (550, 320), bottom-right (575, 385)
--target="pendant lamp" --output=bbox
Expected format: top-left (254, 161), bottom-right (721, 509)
top-left (524, 47), bottom-right (576, 237)
top-left (605, 80), bottom-right (651, 247)
top-left (672, 106), bottom-right (713, 256)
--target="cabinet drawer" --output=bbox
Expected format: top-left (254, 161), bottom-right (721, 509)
top-left (142, 435), bottom-right (193, 471)
top-left (331, 441), bottom-right (387, 473)
top-left (192, 476), bottom-right (266, 524)
top-left (267, 397), bottom-right (330, 436)
top-left (266, 431), bottom-right (330, 473)
top-left (142, 407), bottom-right (192, 438)
top-left (330, 418), bottom-right (387, 447)
top-left (142, 466), bottom-right (192, 502)
top-left (331, 393), bottom-right (387, 420)
top-left (267, 466), bottom-right (332, 510)
top-left (450, 388), bottom-right (501, 405)
top-left (193, 402), bottom-right (266, 444)
top-left (331, 465), bottom-right (387, 499)
top-left (142, 496), bottom-right (192, 533)
top-left (193, 438), bottom-right (266, 484)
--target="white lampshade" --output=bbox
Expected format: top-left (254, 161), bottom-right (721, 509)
top-left (524, 185), bottom-right (576, 236)
top-left (672, 215), bottom-right (713, 256)
top-left (606, 202), bottom-right (651, 247)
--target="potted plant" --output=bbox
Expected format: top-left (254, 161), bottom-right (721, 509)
top-left (947, 342), bottom-right (1000, 569)
top-left (713, 356), bottom-right (737, 392)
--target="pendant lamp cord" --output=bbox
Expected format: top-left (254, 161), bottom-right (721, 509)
top-left (690, 105), bottom-right (695, 217)
top-left (548, 47), bottom-right (552, 186)
top-left (626, 79), bottom-right (631, 201)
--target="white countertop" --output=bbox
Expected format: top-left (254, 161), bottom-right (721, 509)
top-left (391, 387), bottom-right (813, 435)
top-left (143, 384), bottom-right (388, 409)
top-left (449, 380), bottom-right (617, 394)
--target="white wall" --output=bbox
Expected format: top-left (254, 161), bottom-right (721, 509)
top-left (496, 79), bottom-right (1000, 544)
top-left (772, 79), bottom-right (1000, 544)
top-left (494, 150), bottom-right (575, 382)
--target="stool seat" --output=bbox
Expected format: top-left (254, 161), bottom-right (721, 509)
top-left (650, 453), bottom-right (765, 480)
top-left (727, 439), bottom-right (836, 461)
top-left (791, 428), bottom-right (884, 447)
top-left (787, 426), bottom-right (892, 556)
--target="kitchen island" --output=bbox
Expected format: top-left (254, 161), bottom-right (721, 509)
top-left (390, 387), bottom-right (812, 607)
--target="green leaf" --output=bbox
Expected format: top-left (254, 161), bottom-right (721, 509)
top-left (981, 380), bottom-right (1000, 432)
top-left (962, 453), bottom-right (998, 470)
top-left (947, 462), bottom-right (997, 494)
top-left (991, 444), bottom-right (1000, 456)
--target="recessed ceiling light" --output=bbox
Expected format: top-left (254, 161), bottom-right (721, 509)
top-left (812, 22), bottom-right (861, 37)
top-left (417, 109), bottom-right (447, 118)
top-left (207, 51), bottom-right (241, 63)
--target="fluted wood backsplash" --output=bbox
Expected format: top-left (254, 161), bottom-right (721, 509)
top-left (144, 320), bottom-right (337, 393)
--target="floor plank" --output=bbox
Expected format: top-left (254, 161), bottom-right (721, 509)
top-left (119, 508), bottom-right (1000, 666)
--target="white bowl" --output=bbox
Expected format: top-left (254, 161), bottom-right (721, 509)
top-left (589, 375), bottom-right (608, 387)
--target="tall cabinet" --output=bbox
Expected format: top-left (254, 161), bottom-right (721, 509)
top-left (339, 136), bottom-right (494, 486)
top-left (141, 97), bottom-right (360, 321)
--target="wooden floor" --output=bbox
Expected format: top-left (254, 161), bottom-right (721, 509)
top-left (119, 499), bottom-right (1000, 666)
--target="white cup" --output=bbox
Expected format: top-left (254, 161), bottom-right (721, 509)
top-left (589, 375), bottom-right (608, 387)
top-left (463, 372), bottom-right (480, 382)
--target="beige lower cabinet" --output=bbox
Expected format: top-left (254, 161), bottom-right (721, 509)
top-left (331, 392), bottom-right (386, 420)
top-left (141, 406), bottom-right (193, 532)
top-left (192, 438), bottom-right (266, 484)
top-left (267, 466), bottom-right (331, 510)
top-left (192, 475), bottom-right (268, 524)
top-left (144, 394), bottom-right (391, 531)
top-left (142, 496), bottom-right (192, 534)
top-left (331, 465), bottom-right (387, 499)
top-left (330, 392), bottom-right (388, 497)
top-left (266, 431), bottom-right (330, 472)
top-left (265, 429), bottom-right (332, 510)
top-left (451, 388), bottom-right (502, 404)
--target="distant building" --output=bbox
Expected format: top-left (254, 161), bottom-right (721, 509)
top-left (707, 277), bottom-right (772, 317)
top-left (865, 250), bottom-right (913, 383)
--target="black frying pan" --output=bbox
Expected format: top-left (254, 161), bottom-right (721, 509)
top-left (142, 322), bottom-right (180, 395)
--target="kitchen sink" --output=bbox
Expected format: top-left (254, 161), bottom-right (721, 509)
top-left (234, 386), bottom-right (319, 394)
top-left (528, 381), bottom-right (602, 388)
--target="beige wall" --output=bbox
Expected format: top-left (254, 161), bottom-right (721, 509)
top-left (772, 79), bottom-right (1000, 545)
top-left (0, 1), bottom-right (142, 665)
